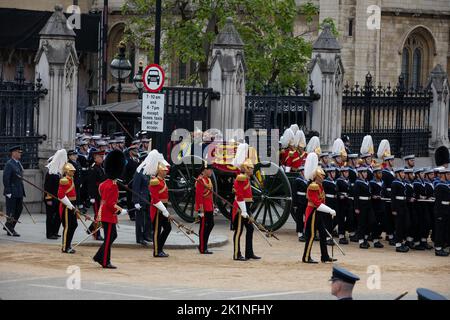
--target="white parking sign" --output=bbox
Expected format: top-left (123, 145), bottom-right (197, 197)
top-left (142, 64), bottom-right (165, 93)
top-left (142, 93), bottom-right (165, 132)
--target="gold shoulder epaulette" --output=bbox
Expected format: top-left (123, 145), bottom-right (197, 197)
top-left (308, 182), bottom-right (319, 191)
top-left (289, 151), bottom-right (295, 157)
top-left (150, 177), bottom-right (160, 186)
top-left (237, 174), bottom-right (247, 182)
top-left (59, 177), bottom-right (69, 185)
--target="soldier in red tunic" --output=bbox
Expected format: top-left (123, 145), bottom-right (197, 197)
top-left (145, 150), bottom-right (173, 258)
top-left (195, 162), bottom-right (215, 254)
top-left (302, 153), bottom-right (337, 264)
top-left (58, 163), bottom-right (78, 254)
top-left (93, 150), bottom-right (127, 269)
top-left (231, 143), bottom-right (261, 261)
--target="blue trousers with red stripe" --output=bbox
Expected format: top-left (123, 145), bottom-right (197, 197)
top-left (198, 212), bottom-right (214, 253)
top-left (94, 222), bottom-right (117, 267)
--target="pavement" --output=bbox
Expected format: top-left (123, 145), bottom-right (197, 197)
top-left (0, 212), bottom-right (228, 249)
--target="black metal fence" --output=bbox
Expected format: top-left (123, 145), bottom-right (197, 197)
top-left (244, 84), bottom-right (319, 155)
top-left (342, 73), bottom-right (432, 157)
top-left (0, 66), bottom-right (47, 170)
top-left (154, 86), bottom-right (215, 156)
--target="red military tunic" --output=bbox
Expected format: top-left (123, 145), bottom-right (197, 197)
top-left (279, 148), bottom-right (288, 166)
top-left (58, 176), bottom-right (77, 218)
top-left (97, 179), bottom-right (120, 224)
top-left (195, 175), bottom-right (214, 212)
top-left (304, 182), bottom-right (326, 228)
top-left (286, 148), bottom-right (301, 170)
top-left (232, 173), bottom-right (253, 221)
top-left (298, 151), bottom-right (308, 167)
top-left (150, 176), bottom-right (169, 222)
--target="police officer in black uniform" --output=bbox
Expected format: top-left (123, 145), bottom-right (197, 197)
top-left (292, 166), bottom-right (307, 241)
top-left (124, 146), bottom-right (140, 221)
top-left (87, 150), bottom-right (106, 240)
top-left (77, 140), bottom-right (90, 208)
top-left (391, 168), bottom-right (410, 253)
top-left (369, 166), bottom-right (384, 248)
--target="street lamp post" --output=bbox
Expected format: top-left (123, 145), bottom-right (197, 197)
top-left (110, 41), bottom-right (132, 102)
top-left (133, 61), bottom-right (144, 99)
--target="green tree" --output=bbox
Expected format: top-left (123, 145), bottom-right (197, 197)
top-left (122, 0), bottom-right (336, 92)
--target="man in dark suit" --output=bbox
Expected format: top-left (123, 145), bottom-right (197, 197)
top-left (2, 145), bottom-right (25, 236)
top-left (124, 146), bottom-right (140, 221)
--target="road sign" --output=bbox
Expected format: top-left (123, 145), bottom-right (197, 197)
top-left (142, 64), bottom-right (165, 93)
top-left (141, 93), bottom-right (165, 132)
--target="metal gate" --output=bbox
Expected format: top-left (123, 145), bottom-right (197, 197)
top-left (0, 66), bottom-right (47, 169)
top-left (342, 73), bottom-right (432, 157)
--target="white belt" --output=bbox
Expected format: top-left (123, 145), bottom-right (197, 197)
top-left (386, 188), bottom-right (391, 191)
top-left (326, 194), bottom-right (336, 198)
top-left (297, 192), bottom-right (306, 196)
top-left (339, 193), bottom-right (348, 197)
top-left (442, 201), bottom-right (450, 205)
top-left (395, 196), bottom-right (406, 200)
top-left (81, 168), bottom-right (89, 171)
top-left (359, 196), bottom-right (370, 200)
top-left (420, 196), bottom-right (427, 200)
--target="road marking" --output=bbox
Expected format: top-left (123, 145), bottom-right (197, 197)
top-left (29, 284), bottom-right (163, 300)
top-left (228, 290), bottom-right (313, 300)
top-left (0, 276), bottom-right (56, 284)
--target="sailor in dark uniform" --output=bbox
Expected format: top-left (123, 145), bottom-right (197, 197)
top-left (433, 168), bottom-right (450, 257)
top-left (391, 168), bottom-right (410, 253)
top-left (346, 154), bottom-right (359, 242)
top-left (404, 168), bottom-right (416, 249)
top-left (330, 266), bottom-right (360, 300)
top-left (403, 154), bottom-right (415, 169)
top-left (369, 166), bottom-right (384, 248)
top-left (423, 168), bottom-right (435, 249)
top-left (319, 152), bottom-right (331, 169)
top-left (336, 167), bottom-right (351, 244)
top-left (381, 155), bottom-right (396, 246)
top-left (411, 168), bottom-right (429, 250)
top-left (323, 167), bottom-right (338, 245)
top-left (353, 167), bottom-right (373, 249)
top-left (360, 153), bottom-right (374, 181)
top-left (292, 166), bottom-right (308, 241)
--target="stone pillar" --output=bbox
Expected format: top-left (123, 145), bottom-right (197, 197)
top-left (428, 64), bottom-right (450, 155)
top-left (208, 17), bottom-right (246, 137)
top-left (35, 5), bottom-right (79, 160)
top-left (308, 24), bottom-right (344, 151)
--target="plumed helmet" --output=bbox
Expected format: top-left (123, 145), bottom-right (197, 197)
top-left (232, 143), bottom-right (252, 169)
top-left (435, 146), bottom-right (450, 167)
top-left (360, 135), bottom-right (374, 155)
top-left (304, 152), bottom-right (324, 181)
top-left (104, 149), bottom-right (125, 179)
top-left (141, 150), bottom-right (169, 176)
top-left (332, 138), bottom-right (347, 158)
top-left (46, 149), bottom-right (68, 175)
top-left (294, 130), bottom-right (306, 148)
top-left (306, 136), bottom-right (321, 155)
top-left (282, 128), bottom-right (295, 146)
top-left (377, 139), bottom-right (391, 159)
top-left (289, 124), bottom-right (299, 135)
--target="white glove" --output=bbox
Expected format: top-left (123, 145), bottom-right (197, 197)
top-left (330, 209), bottom-right (336, 218)
top-left (237, 201), bottom-right (248, 218)
top-left (78, 204), bottom-right (84, 209)
top-left (198, 211), bottom-right (204, 218)
top-left (317, 203), bottom-right (335, 217)
top-left (6, 194), bottom-right (11, 198)
top-left (285, 166), bottom-right (291, 173)
top-left (134, 203), bottom-right (141, 210)
top-left (60, 196), bottom-right (74, 210)
top-left (90, 198), bottom-right (95, 204)
top-left (120, 209), bottom-right (128, 216)
top-left (154, 201), bottom-right (170, 217)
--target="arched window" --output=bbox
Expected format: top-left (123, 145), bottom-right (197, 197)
top-left (401, 48), bottom-right (410, 88)
top-left (400, 26), bottom-right (435, 90)
top-left (412, 48), bottom-right (421, 89)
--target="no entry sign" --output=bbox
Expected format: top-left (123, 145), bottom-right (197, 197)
top-left (142, 64), bottom-right (165, 93)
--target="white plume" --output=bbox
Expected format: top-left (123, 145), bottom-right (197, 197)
top-left (304, 152), bottom-right (319, 181)
top-left (46, 149), bottom-right (67, 175)
top-left (232, 143), bottom-right (249, 167)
